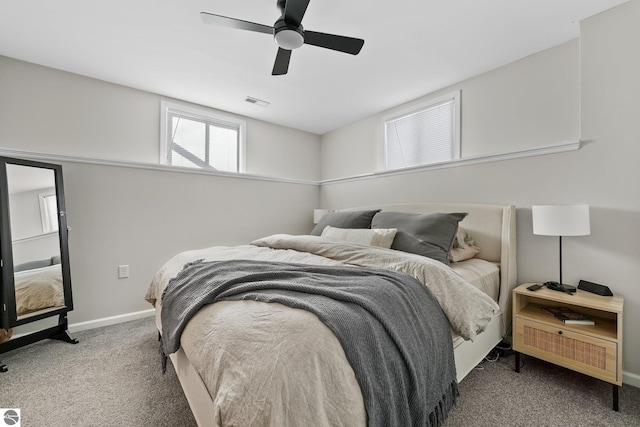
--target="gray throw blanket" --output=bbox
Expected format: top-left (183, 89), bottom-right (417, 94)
top-left (161, 259), bottom-right (458, 427)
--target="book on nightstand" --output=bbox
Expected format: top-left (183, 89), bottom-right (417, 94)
top-left (540, 306), bottom-right (595, 325)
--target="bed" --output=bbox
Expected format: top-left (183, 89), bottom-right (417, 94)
top-left (0, 258), bottom-right (65, 344)
top-left (145, 202), bottom-right (517, 427)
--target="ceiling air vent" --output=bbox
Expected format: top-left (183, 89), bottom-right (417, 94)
top-left (245, 96), bottom-right (270, 107)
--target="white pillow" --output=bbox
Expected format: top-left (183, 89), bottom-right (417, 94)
top-left (321, 225), bottom-right (397, 249)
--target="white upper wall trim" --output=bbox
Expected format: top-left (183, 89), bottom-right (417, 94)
top-left (0, 147), bottom-right (318, 186)
top-left (320, 140), bottom-right (581, 185)
top-left (0, 140), bottom-right (580, 188)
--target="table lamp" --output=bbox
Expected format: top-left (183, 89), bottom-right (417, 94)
top-left (532, 204), bottom-right (591, 294)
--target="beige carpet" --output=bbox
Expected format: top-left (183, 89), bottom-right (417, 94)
top-left (445, 351), bottom-right (640, 426)
top-left (1, 316), bottom-right (639, 426)
top-left (0, 317), bottom-right (196, 427)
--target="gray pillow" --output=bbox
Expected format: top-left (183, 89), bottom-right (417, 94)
top-left (311, 209), bottom-right (380, 236)
top-left (14, 258), bottom-right (53, 272)
top-left (372, 211), bottom-right (468, 265)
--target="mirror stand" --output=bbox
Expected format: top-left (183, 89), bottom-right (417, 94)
top-left (0, 314), bottom-right (78, 353)
top-left (0, 314), bottom-right (78, 371)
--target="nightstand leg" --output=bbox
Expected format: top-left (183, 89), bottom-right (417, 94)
top-left (613, 385), bottom-right (619, 411)
top-left (515, 352), bottom-right (520, 373)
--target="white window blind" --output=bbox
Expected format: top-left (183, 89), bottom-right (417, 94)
top-left (384, 91), bottom-right (460, 171)
top-left (160, 101), bottom-right (245, 173)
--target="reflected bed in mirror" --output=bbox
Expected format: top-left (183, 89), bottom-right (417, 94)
top-left (15, 258), bottom-right (65, 320)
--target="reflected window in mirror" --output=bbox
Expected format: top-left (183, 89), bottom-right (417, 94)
top-left (39, 191), bottom-right (59, 234)
top-left (6, 165), bottom-right (60, 266)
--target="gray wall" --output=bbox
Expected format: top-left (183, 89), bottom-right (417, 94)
top-left (318, 2), bottom-right (640, 385)
top-left (320, 39), bottom-right (579, 180)
top-left (62, 162), bottom-right (317, 323)
top-left (0, 56), bottom-right (321, 333)
top-left (0, 56), bottom-right (321, 182)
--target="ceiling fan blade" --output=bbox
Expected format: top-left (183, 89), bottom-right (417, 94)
top-left (272, 48), bottom-right (292, 75)
top-left (304, 31), bottom-right (364, 55)
top-left (200, 12), bottom-right (273, 35)
top-left (284, 0), bottom-right (310, 26)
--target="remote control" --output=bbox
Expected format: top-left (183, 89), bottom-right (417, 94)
top-left (527, 284), bottom-right (543, 291)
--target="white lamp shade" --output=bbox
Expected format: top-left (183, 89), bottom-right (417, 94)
top-left (532, 204), bottom-right (591, 236)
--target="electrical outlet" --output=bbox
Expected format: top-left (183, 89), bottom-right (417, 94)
top-left (118, 265), bottom-right (129, 279)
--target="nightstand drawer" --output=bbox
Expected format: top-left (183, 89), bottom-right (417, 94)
top-left (514, 317), bottom-right (617, 383)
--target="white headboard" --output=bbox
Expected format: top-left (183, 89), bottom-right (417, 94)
top-left (345, 202), bottom-right (517, 334)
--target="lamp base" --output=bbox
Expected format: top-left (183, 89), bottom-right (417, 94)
top-left (544, 281), bottom-right (577, 293)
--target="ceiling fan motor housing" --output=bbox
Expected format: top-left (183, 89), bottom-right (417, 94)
top-left (274, 18), bottom-right (304, 50)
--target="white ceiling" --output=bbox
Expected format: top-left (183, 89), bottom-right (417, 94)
top-left (0, 0), bottom-right (628, 135)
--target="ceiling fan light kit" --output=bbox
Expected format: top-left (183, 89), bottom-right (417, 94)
top-left (274, 22), bottom-right (304, 50)
top-left (201, 0), bottom-right (364, 75)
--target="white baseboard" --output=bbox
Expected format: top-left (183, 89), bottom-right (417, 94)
top-left (623, 370), bottom-right (640, 388)
top-left (68, 309), bottom-right (155, 333)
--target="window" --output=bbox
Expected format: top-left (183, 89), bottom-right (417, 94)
top-left (383, 91), bottom-right (460, 171)
top-left (160, 101), bottom-right (246, 173)
top-left (39, 191), bottom-right (58, 234)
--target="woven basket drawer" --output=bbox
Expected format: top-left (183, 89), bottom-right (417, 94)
top-left (514, 317), bottom-right (617, 383)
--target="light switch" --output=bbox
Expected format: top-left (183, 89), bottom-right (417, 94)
top-left (118, 265), bottom-right (129, 279)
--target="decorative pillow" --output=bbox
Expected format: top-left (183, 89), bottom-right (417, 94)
top-left (371, 211), bottom-right (468, 265)
top-left (310, 209), bottom-right (380, 236)
top-left (321, 225), bottom-right (398, 248)
top-left (450, 226), bottom-right (480, 262)
top-left (449, 245), bottom-right (481, 262)
top-left (453, 226), bottom-right (475, 248)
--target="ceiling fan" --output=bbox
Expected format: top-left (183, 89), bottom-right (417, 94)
top-left (201, 0), bottom-right (365, 76)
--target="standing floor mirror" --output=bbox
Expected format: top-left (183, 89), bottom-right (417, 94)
top-left (0, 156), bottom-right (77, 372)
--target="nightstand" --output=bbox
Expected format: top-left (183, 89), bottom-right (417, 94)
top-left (512, 283), bottom-right (624, 410)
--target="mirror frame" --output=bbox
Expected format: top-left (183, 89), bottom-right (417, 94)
top-left (0, 156), bottom-right (74, 328)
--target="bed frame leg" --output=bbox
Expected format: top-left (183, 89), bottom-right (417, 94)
top-left (515, 352), bottom-right (520, 373)
top-left (613, 384), bottom-right (619, 411)
top-left (0, 361), bottom-right (7, 373)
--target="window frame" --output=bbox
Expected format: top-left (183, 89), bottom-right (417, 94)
top-left (382, 90), bottom-right (461, 171)
top-left (160, 100), bottom-right (246, 173)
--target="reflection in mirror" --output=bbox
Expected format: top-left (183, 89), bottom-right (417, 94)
top-left (6, 164), bottom-right (65, 320)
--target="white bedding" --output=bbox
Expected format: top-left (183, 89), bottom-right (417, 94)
top-left (14, 264), bottom-right (64, 315)
top-left (451, 258), bottom-right (501, 302)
